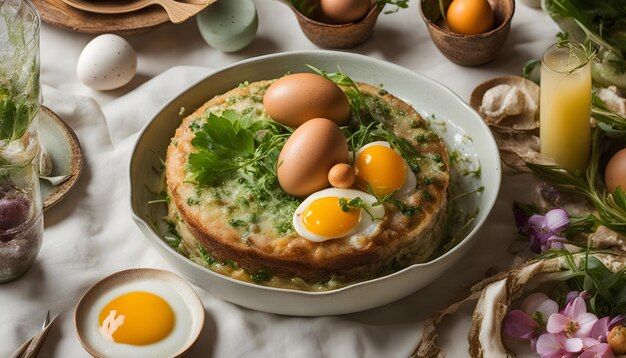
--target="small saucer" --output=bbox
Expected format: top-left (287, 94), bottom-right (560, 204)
top-left (39, 107), bottom-right (83, 210)
top-left (74, 268), bottom-right (205, 357)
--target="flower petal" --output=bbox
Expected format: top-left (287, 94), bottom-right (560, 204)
top-left (544, 208), bottom-right (569, 233)
top-left (561, 336), bottom-right (583, 353)
top-left (529, 214), bottom-right (546, 232)
top-left (521, 293), bottom-right (559, 323)
top-left (575, 312), bottom-right (599, 338)
top-left (566, 297), bottom-right (588, 319)
top-left (504, 310), bottom-right (537, 340)
top-left (579, 342), bottom-right (615, 358)
top-left (591, 317), bottom-right (610, 342)
top-left (547, 313), bottom-right (570, 334)
top-left (536, 333), bottom-right (561, 357)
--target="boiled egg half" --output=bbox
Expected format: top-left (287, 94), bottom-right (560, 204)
top-left (354, 141), bottom-right (417, 198)
top-left (293, 188), bottom-right (384, 242)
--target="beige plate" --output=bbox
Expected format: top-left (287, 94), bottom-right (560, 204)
top-left (469, 75), bottom-right (540, 133)
top-left (59, 0), bottom-right (214, 24)
top-left (32, 0), bottom-right (169, 35)
top-left (40, 107), bottom-right (83, 211)
top-left (74, 268), bottom-right (205, 357)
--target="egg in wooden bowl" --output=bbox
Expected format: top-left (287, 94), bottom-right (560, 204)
top-left (419, 0), bottom-right (515, 66)
top-left (74, 269), bottom-right (204, 358)
top-left (280, 0), bottom-right (382, 48)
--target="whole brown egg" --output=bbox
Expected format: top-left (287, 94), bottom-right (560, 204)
top-left (277, 118), bottom-right (350, 197)
top-left (605, 148), bottom-right (626, 193)
top-left (319, 0), bottom-right (371, 25)
top-left (263, 73), bottom-right (350, 128)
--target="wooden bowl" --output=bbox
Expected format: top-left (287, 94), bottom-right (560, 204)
top-left (281, 0), bottom-right (381, 49)
top-left (419, 0), bottom-right (515, 66)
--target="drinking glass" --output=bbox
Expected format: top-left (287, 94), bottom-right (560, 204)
top-left (540, 43), bottom-right (592, 172)
top-left (0, 0), bottom-right (43, 283)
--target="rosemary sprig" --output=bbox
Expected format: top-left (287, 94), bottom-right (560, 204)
top-left (555, 32), bottom-right (597, 74)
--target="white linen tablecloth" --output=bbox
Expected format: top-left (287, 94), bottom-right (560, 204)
top-left (1, 1), bottom-right (559, 356)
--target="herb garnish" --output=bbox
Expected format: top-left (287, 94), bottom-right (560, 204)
top-left (187, 109), bottom-right (292, 189)
top-left (555, 32), bottom-right (597, 74)
top-left (338, 197), bottom-right (381, 221)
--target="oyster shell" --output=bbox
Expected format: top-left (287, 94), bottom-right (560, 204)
top-left (412, 252), bottom-right (626, 358)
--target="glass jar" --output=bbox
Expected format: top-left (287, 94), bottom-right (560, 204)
top-left (0, 0), bottom-right (43, 283)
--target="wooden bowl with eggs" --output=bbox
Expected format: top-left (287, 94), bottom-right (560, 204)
top-left (280, 0), bottom-right (381, 48)
top-left (419, 0), bottom-right (515, 66)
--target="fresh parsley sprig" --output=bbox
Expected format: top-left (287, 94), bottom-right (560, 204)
top-left (187, 110), bottom-right (291, 189)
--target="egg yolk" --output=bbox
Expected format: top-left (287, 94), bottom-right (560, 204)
top-left (446, 0), bottom-right (494, 35)
top-left (98, 291), bottom-right (175, 346)
top-left (302, 196), bottom-right (360, 238)
top-left (354, 145), bottom-right (406, 196)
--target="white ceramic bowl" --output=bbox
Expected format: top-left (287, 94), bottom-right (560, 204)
top-left (129, 51), bottom-right (501, 316)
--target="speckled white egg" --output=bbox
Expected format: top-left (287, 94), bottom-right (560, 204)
top-left (77, 34), bottom-right (137, 91)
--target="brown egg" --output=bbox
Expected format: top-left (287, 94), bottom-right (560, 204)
top-left (277, 118), bottom-right (350, 197)
top-left (263, 73), bottom-right (350, 128)
top-left (605, 148), bottom-right (626, 193)
top-left (328, 163), bottom-right (356, 188)
top-left (319, 0), bottom-right (371, 24)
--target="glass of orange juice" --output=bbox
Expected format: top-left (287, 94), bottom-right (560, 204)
top-left (540, 43), bottom-right (592, 172)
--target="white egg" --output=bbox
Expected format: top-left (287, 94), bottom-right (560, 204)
top-left (293, 188), bottom-right (384, 242)
top-left (77, 34), bottom-right (137, 91)
top-left (82, 279), bottom-right (194, 358)
top-left (355, 141), bottom-right (417, 199)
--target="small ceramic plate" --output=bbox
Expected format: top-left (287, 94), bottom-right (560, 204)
top-left (74, 268), bottom-right (205, 358)
top-left (40, 107), bottom-right (83, 210)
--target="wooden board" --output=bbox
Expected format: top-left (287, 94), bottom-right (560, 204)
top-left (33, 0), bottom-right (171, 35)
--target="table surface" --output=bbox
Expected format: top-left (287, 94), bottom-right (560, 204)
top-left (2, 1), bottom-right (559, 357)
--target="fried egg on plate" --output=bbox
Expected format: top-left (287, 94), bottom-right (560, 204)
top-left (82, 280), bottom-right (193, 358)
top-left (354, 141), bottom-right (417, 198)
top-left (293, 188), bottom-right (384, 242)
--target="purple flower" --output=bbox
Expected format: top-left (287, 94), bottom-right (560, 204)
top-left (528, 208), bottom-right (570, 253)
top-left (547, 297), bottom-right (598, 339)
top-left (504, 293), bottom-right (558, 341)
top-left (536, 333), bottom-right (583, 357)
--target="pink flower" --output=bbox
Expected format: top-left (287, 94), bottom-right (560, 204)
top-left (591, 317), bottom-right (611, 342)
top-left (536, 333), bottom-right (583, 358)
top-left (547, 297), bottom-right (598, 338)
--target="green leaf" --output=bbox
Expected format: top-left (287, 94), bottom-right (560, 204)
top-left (613, 187), bottom-right (626, 211)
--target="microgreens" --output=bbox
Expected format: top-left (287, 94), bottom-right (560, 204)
top-left (338, 197), bottom-right (381, 221)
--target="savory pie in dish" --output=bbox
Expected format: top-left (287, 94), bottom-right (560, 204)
top-left (166, 75), bottom-right (449, 291)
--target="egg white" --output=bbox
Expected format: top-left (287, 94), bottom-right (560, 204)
top-left (82, 280), bottom-right (194, 358)
top-left (355, 141), bottom-right (417, 199)
top-left (293, 188), bottom-right (385, 242)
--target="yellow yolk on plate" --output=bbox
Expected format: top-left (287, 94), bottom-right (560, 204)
top-left (302, 196), bottom-right (360, 238)
top-left (355, 144), bottom-right (407, 196)
top-left (98, 291), bottom-right (175, 346)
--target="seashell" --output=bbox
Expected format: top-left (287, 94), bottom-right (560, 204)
top-left (470, 76), bottom-right (539, 133)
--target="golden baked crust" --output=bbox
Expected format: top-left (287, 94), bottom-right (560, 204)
top-left (166, 79), bottom-right (449, 290)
